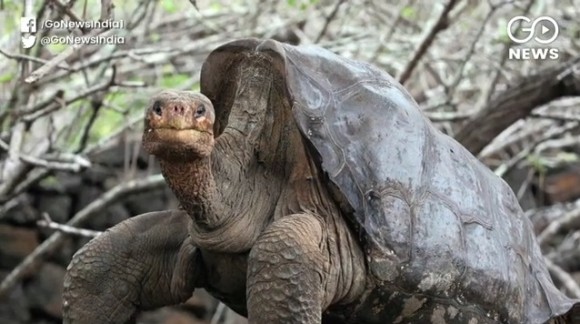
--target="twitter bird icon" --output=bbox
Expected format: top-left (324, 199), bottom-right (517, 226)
top-left (22, 34), bottom-right (36, 49)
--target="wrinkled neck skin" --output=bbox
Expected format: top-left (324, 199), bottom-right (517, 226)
top-left (159, 135), bottom-right (265, 253)
top-left (158, 157), bottom-right (221, 229)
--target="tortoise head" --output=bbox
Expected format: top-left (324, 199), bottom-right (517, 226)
top-left (142, 90), bottom-right (215, 161)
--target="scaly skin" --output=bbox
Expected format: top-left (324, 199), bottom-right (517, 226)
top-left (63, 57), bottom-right (367, 323)
top-left (247, 214), bottom-right (326, 324)
top-left (62, 210), bottom-right (198, 323)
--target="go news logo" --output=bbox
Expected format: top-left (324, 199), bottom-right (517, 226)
top-left (507, 16), bottom-right (560, 60)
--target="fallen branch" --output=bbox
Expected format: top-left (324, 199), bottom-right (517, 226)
top-left (0, 173), bottom-right (166, 298)
top-left (544, 257), bottom-right (580, 299)
top-left (493, 122), bottom-right (579, 177)
top-left (526, 199), bottom-right (580, 234)
top-left (210, 302), bottom-right (227, 324)
top-left (455, 57), bottom-right (580, 155)
top-left (0, 138), bottom-right (91, 172)
top-left (37, 212), bottom-right (102, 237)
top-left (547, 231), bottom-right (580, 272)
top-left (530, 110), bottom-right (580, 123)
top-left (425, 111), bottom-right (473, 122)
top-left (538, 206), bottom-right (580, 247)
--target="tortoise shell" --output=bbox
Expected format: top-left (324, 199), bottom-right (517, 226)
top-left (200, 38), bottom-right (579, 323)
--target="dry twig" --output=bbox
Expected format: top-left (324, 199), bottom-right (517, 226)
top-left (538, 207), bottom-right (580, 247)
top-left (544, 257), bottom-right (580, 299)
top-left (455, 57), bottom-right (580, 155)
top-left (37, 212), bottom-right (102, 237)
top-left (397, 0), bottom-right (459, 84)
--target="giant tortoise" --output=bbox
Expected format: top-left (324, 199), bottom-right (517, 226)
top-left (62, 38), bottom-right (580, 323)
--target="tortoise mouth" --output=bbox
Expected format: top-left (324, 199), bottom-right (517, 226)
top-left (146, 127), bottom-right (213, 143)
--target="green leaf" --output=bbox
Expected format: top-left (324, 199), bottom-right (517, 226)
top-left (401, 6), bottom-right (416, 19)
top-left (287, 0), bottom-right (297, 7)
top-left (526, 154), bottom-right (548, 174)
top-left (106, 92), bottom-right (127, 107)
top-left (161, 0), bottom-right (177, 13)
top-left (497, 32), bottom-right (511, 44)
top-left (161, 73), bottom-right (190, 88)
top-left (89, 108), bottom-right (124, 141)
top-left (0, 73), bottom-right (13, 84)
top-left (497, 22), bottom-right (511, 44)
top-left (191, 82), bottom-right (201, 92)
top-left (46, 42), bottom-right (68, 53)
top-left (38, 176), bottom-right (60, 189)
top-left (149, 33), bottom-right (161, 43)
top-left (210, 2), bottom-right (222, 11)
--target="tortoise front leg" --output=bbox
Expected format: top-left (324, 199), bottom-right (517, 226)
top-left (247, 213), bottom-right (328, 324)
top-left (63, 210), bottom-right (201, 324)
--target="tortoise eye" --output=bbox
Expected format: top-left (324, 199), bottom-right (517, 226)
top-left (195, 104), bottom-right (206, 118)
top-left (152, 101), bottom-right (162, 116)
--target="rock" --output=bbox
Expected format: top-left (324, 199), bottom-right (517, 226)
top-left (49, 236), bottom-right (77, 269)
top-left (24, 262), bottom-right (65, 319)
top-left (137, 307), bottom-right (205, 324)
top-left (36, 173), bottom-right (79, 193)
top-left (574, 272), bottom-right (580, 284)
top-left (124, 188), bottom-right (173, 216)
top-left (89, 137), bottom-right (148, 169)
top-left (2, 194), bottom-right (39, 225)
top-left (503, 166), bottom-right (537, 211)
top-left (103, 203), bottom-right (131, 228)
top-left (0, 272), bottom-right (31, 323)
top-left (74, 185), bottom-right (130, 230)
top-left (73, 185), bottom-right (102, 213)
top-left (36, 195), bottom-right (72, 224)
top-left (0, 224), bottom-right (39, 269)
top-left (223, 308), bottom-right (248, 324)
top-left (183, 289), bottom-right (217, 319)
top-left (543, 165), bottom-right (580, 204)
top-left (55, 172), bottom-right (83, 195)
top-left (83, 166), bottom-right (117, 185)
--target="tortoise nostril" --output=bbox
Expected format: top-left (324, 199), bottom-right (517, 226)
top-left (170, 105), bottom-right (183, 114)
top-left (152, 101), bottom-right (162, 116)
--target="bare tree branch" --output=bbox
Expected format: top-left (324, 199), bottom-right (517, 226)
top-left (37, 212), bottom-right (102, 237)
top-left (0, 138), bottom-right (91, 172)
top-left (493, 123), bottom-right (579, 177)
top-left (211, 302), bottom-right (227, 324)
top-left (538, 207), bottom-right (580, 247)
top-left (397, 0), bottom-right (459, 84)
top-left (314, 0), bottom-right (347, 43)
top-left (100, 0), bottom-right (114, 21)
top-left (24, 28), bottom-right (112, 84)
top-left (545, 257), bottom-right (580, 299)
top-left (455, 57), bottom-right (580, 155)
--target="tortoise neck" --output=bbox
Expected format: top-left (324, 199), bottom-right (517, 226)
top-left (157, 136), bottom-right (268, 253)
top-left (159, 157), bottom-right (223, 230)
